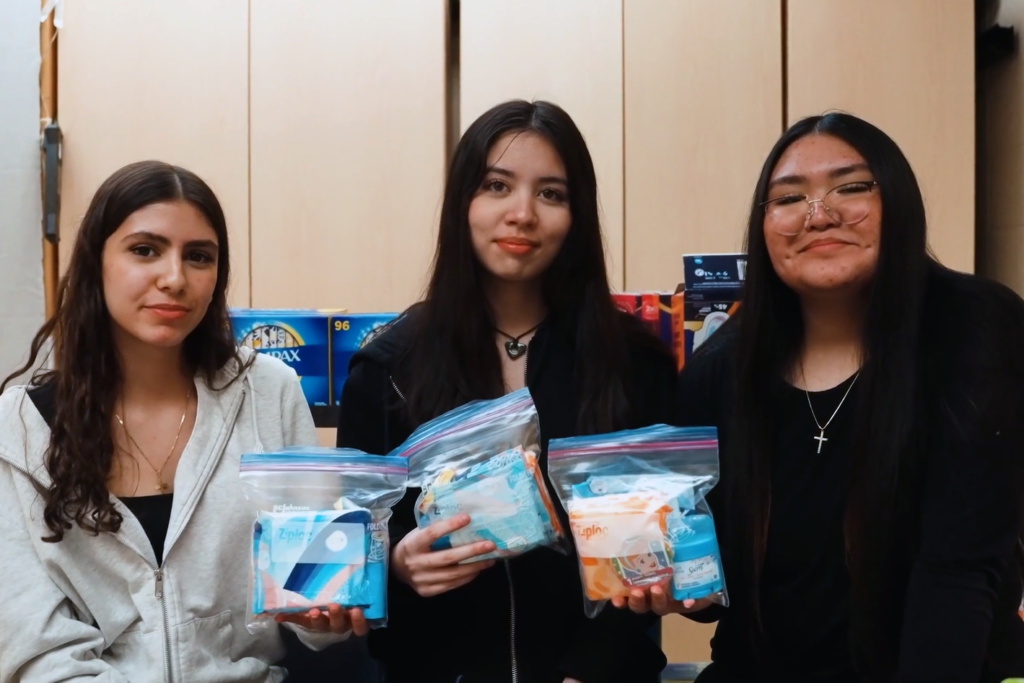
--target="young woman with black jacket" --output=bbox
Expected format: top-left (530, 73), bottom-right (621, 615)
top-left (335, 100), bottom-right (676, 683)
top-left (622, 113), bottom-right (1024, 682)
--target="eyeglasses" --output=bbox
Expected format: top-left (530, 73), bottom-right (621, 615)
top-left (760, 181), bottom-right (878, 236)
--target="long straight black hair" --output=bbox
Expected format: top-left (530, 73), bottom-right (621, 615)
top-left (729, 113), bottom-right (931, 675)
top-left (396, 99), bottom-right (665, 432)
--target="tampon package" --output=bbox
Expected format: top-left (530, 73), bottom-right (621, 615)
top-left (548, 425), bottom-right (728, 617)
top-left (240, 449), bottom-right (407, 630)
top-left (393, 388), bottom-right (565, 562)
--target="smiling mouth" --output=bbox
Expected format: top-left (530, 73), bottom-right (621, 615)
top-left (802, 240), bottom-right (850, 252)
top-left (496, 239), bottom-right (538, 255)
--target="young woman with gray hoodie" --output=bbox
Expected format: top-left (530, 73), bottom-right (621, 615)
top-left (0, 161), bottom-right (366, 683)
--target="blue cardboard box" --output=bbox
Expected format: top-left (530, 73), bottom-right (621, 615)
top-left (331, 313), bottom-right (398, 404)
top-left (230, 309), bottom-right (334, 406)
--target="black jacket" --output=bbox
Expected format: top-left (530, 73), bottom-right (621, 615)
top-left (336, 311), bottom-right (676, 683)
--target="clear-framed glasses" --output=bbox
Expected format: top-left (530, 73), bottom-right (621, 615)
top-left (760, 181), bottom-right (878, 237)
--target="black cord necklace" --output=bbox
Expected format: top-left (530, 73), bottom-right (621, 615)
top-left (495, 322), bottom-right (542, 360)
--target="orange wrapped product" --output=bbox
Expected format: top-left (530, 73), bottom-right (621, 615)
top-left (569, 492), bottom-right (676, 601)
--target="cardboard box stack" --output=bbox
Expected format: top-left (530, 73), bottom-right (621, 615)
top-left (230, 309), bottom-right (397, 407)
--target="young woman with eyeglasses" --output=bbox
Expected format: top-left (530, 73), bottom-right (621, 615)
top-left (622, 113), bottom-right (1024, 682)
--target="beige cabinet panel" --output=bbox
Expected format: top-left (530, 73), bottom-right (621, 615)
top-left (624, 0), bottom-right (783, 291)
top-left (58, 0), bottom-right (251, 305)
top-left (249, 0), bottom-right (448, 312)
top-left (460, 0), bottom-right (625, 289)
top-left (662, 614), bottom-right (715, 666)
top-left (788, 0), bottom-right (975, 272)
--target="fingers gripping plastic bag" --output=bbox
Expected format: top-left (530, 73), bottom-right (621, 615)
top-left (239, 448), bottom-right (407, 631)
top-left (392, 387), bottom-right (566, 562)
top-left (548, 424), bottom-right (728, 618)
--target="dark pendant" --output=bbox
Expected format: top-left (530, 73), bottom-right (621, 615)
top-left (504, 340), bottom-right (527, 359)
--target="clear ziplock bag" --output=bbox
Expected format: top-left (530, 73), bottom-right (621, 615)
top-left (548, 424), bottom-right (727, 617)
top-left (392, 387), bottom-right (566, 562)
top-left (239, 448), bottom-right (408, 631)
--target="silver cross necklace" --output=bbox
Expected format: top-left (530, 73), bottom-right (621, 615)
top-left (806, 372), bottom-right (860, 454)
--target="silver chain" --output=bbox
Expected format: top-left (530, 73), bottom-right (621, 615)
top-left (806, 371), bottom-right (861, 432)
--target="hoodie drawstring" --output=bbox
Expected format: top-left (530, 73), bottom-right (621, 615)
top-left (244, 374), bottom-right (265, 454)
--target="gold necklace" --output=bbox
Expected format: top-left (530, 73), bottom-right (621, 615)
top-left (114, 389), bottom-right (191, 493)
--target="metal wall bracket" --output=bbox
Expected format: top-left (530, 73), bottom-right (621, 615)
top-left (41, 122), bottom-right (62, 244)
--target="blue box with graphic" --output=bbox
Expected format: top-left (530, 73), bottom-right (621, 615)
top-left (230, 309), bottom-right (334, 406)
top-left (331, 314), bottom-right (398, 404)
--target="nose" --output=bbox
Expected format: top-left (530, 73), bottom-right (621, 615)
top-left (156, 254), bottom-right (187, 293)
top-left (805, 198), bottom-right (839, 232)
top-left (505, 189), bottom-right (537, 227)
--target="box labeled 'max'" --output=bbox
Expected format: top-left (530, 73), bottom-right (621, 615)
top-left (331, 314), bottom-right (398, 404)
top-left (230, 309), bottom-right (334, 406)
top-left (612, 292), bottom-right (685, 371)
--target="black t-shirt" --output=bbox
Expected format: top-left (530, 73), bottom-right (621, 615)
top-left (678, 365), bottom-right (861, 682)
top-left (120, 494), bottom-right (174, 566)
top-left (759, 376), bottom-right (858, 679)
top-left (675, 266), bottom-right (1024, 683)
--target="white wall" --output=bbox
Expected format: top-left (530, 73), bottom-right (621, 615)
top-left (0, 1), bottom-right (45, 381)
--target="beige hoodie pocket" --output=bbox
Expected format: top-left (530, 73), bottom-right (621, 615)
top-left (102, 625), bottom-right (165, 681)
top-left (175, 609), bottom-right (281, 683)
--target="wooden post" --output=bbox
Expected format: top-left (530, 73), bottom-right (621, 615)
top-left (40, 0), bottom-right (59, 318)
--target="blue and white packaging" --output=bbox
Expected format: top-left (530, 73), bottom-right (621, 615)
top-left (239, 449), bottom-right (408, 630)
top-left (393, 388), bottom-right (567, 562)
top-left (231, 309), bottom-right (335, 406)
top-left (330, 313), bottom-right (397, 404)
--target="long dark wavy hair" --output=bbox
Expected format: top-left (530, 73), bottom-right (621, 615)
top-left (396, 99), bottom-right (667, 432)
top-left (2, 160), bottom-right (246, 542)
top-left (728, 113), bottom-right (933, 675)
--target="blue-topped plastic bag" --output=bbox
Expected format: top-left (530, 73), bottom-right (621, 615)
top-left (548, 425), bottom-right (728, 617)
top-left (392, 388), bottom-right (566, 562)
top-left (239, 449), bottom-right (407, 631)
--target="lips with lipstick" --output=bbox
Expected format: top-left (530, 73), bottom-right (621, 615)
top-left (145, 303), bottom-right (191, 320)
top-left (495, 237), bottom-right (539, 256)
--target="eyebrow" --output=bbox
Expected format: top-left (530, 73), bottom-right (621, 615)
top-left (122, 230), bottom-right (218, 250)
top-left (486, 165), bottom-right (568, 186)
top-left (768, 163), bottom-right (871, 190)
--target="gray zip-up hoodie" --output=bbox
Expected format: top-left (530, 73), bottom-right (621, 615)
top-left (0, 349), bottom-right (346, 682)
